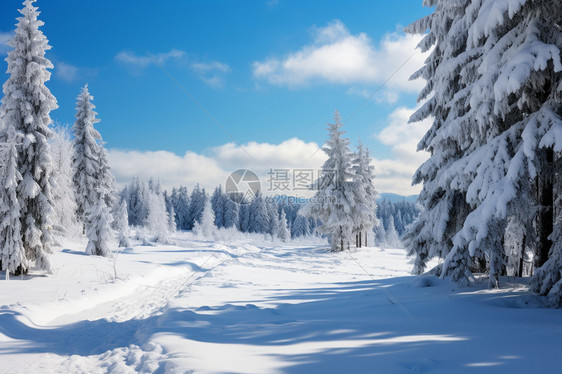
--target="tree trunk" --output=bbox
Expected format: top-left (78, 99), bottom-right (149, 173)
top-left (359, 231), bottom-right (362, 247)
top-left (535, 148), bottom-right (554, 268)
top-left (364, 231), bottom-right (367, 247)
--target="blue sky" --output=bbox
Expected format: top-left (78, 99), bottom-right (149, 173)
top-left (0, 0), bottom-right (433, 195)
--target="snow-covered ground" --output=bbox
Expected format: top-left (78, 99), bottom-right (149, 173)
top-left (0, 232), bottom-right (561, 373)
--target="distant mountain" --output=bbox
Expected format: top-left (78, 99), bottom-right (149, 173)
top-left (377, 193), bottom-right (418, 203)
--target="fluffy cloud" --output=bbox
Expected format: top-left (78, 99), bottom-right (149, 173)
top-left (108, 126), bottom-right (431, 197)
top-left (0, 31), bottom-right (14, 54)
top-left (372, 105), bottom-right (432, 195)
top-left (190, 61), bottom-right (231, 88)
top-left (115, 49), bottom-right (185, 70)
top-left (253, 20), bottom-right (426, 93)
top-left (108, 138), bottom-right (327, 195)
top-left (54, 61), bottom-right (97, 83)
top-left (115, 49), bottom-right (230, 87)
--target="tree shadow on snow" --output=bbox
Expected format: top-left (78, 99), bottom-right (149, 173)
top-left (0, 278), bottom-right (560, 372)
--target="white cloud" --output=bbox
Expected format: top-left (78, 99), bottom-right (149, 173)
top-left (372, 105), bottom-right (432, 195)
top-left (190, 61), bottom-right (231, 88)
top-left (115, 49), bottom-right (230, 87)
top-left (108, 128), bottom-right (431, 197)
top-left (346, 87), bottom-right (399, 104)
top-left (54, 60), bottom-right (98, 83)
top-left (253, 20), bottom-right (427, 93)
top-left (108, 138), bottom-right (327, 195)
top-left (115, 49), bottom-right (186, 70)
top-left (0, 31), bottom-right (14, 54)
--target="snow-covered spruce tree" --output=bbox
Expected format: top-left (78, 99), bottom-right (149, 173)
top-left (172, 186), bottom-right (190, 230)
top-left (291, 214), bottom-right (310, 238)
top-left (72, 85), bottom-right (115, 256)
top-left (193, 198), bottom-right (217, 238)
top-left (249, 192), bottom-right (269, 234)
top-left (50, 125), bottom-right (79, 238)
top-left (125, 177), bottom-right (149, 227)
top-left (0, 128), bottom-right (28, 277)
top-left (211, 186), bottom-right (225, 228)
top-left (146, 190), bottom-right (169, 243)
top-left (267, 200), bottom-right (280, 236)
top-left (351, 142), bottom-right (379, 247)
top-left (72, 85), bottom-right (103, 225)
top-left (373, 223), bottom-right (386, 247)
top-left (224, 198), bottom-right (239, 229)
top-left (302, 110), bottom-right (355, 251)
top-left (1, 0), bottom-right (58, 273)
top-left (407, 0), bottom-right (562, 294)
top-left (403, 0), bottom-right (476, 279)
top-left (188, 185), bottom-right (206, 230)
top-left (114, 199), bottom-right (131, 248)
top-left (277, 209), bottom-right (290, 242)
top-left (385, 216), bottom-right (401, 249)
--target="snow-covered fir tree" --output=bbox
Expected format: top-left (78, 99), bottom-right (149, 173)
top-left (267, 200), bottom-right (280, 236)
top-left (114, 199), bottom-right (131, 248)
top-left (211, 186), bottom-right (226, 228)
top-left (223, 198), bottom-right (239, 229)
top-left (403, 0), bottom-right (475, 278)
top-left (193, 198), bottom-right (217, 238)
top-left (277, 209), bottom-right (291, 242)
top-left (188, 185), bottom-right (206, 230)
top-left (291, 214), bottom-right (310, 238)
top-left (351, 142), bottom-right (379, 247)
top-left (146, 191), bottom-right (169, 243)
top-left (406, 0), bottom-right (561, 298)
top-left (172, 186), bottom-right (190, 230)
top-left (384, 216), bottom-right (400, 249)
top-left (249, 192), bottom-right (269, 234)
top-left (1, 0), bottom-right (58, 273)
top-left (125, 177), bottom-right (149, 227)
top-left (85, 187), bottom-right (113, 257)
top-left (50, 125), bottom-right (79, 238)
top-left (0, 128), bottom-right (27, 277)
top-left (72, 85), bottom-right (105, 224)
top-left (72, 85), bottom-right (114, 256)
top-left (302, 110), bottom-right (355, 250)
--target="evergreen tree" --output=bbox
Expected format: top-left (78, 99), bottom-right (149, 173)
top-left (384, 216), bottom-right (400, 248)
top-left (291, 214), bottom-right (310, 238)
top-left (406, 0), bottom-right (561, 296)
top-left (50, 125), bottom-right (80, 237)
top-left (223, 198), bottom-right (239, 229)
top-left (211, 186), bottom-right (226, 228)
top-left (351, 142), bottom-right (379, 246)
top-left (85, 187), bottom-right (113, 257)
top-left (114, 199), bottom-right (131, 248)
top-left (187, 185), bottom-right (206, 230)
top-left (0, 129), bottom-right (27, 277)
top-left (277, 209), bottom-right (291, 242)
top-left (249, 192), bottom-right (269, 234)
top-left (72, 85), bottom-right (102, 225)
top-left (403, 0), bottom-right (475, 278)
top-left (146, 190), bottom-right (169, 243)
top-left (125, 177), bottom-right (148, 226)
top-left (1, 0), bottom-right (58, 272)
top-left (193, 198), bottom-right (217, 238)
top-left (267, 200), bottom-right (280, 236)
top-left (302, 110), bottom-right (355, 250)
top-left (72, 85), bottom-right (114, 256)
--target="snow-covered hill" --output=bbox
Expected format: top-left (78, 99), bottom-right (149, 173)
top-left (0, 232), bottom-right (560, 373)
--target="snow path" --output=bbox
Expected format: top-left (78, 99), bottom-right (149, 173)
top-left (0, 234), bottom-right (561, 373)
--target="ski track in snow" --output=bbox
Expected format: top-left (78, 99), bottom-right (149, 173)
top-left (0, 233), bottom-right (561, 373)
